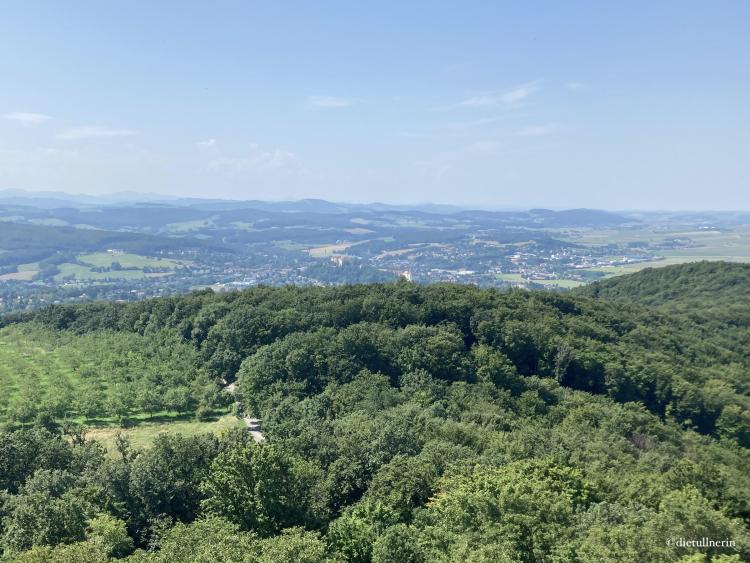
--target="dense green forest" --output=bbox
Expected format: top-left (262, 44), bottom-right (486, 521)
top-left (0, 262), bottom-right (749, 561)
top-left (578, 261), bottom-right (750, 324)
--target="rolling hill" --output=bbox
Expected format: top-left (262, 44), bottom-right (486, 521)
top-left (577, 261), bottom-right (750, 324)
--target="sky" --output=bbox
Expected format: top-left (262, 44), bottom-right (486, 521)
top-left (1, 1), bottom-right (748, 210)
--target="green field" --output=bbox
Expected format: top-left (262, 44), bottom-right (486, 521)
top-left (18, 261), bottom-right (40, 272)
top-left (532, 278), bottom-right (587, 289)
top-left (273, 240), bottom-right (309, 251)
top-left (565, 226), bottom-right (750, 258)
top-left (0, 261), bottom-right (41, 281)
top-left (0, 326), bottom-right (226, 443)
top-left (557, 226), bottom-right (750, 279)
top-left (165, 218), bottom-right (216, 232)
top-left (52, 252), bottom-right (186, 281)
top-left (86, 414), bottom-right (245, 454)
top-left (308, 241), bottom-right (361, 257)
top-left (78, 252), bottom-right (184, 269)
top-left (583, 255), bottom-right (750, 279)
top-left (229, 221), bottom-right (255, 230)
top-left (496, 273), bottom-right (586, 289)
top-left (54, 262), bottom-right (147, 281)
top-left (29, 218), bottom-right (69, 227)
top-left (0, 271), bottom-right (36, 281)
top-left (0, 327), bottom-right (88, 422)
top-left (496, 273), bottom-right (526, 283)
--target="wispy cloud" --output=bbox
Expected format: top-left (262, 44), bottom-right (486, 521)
top-left (438, 114), bottom-right (527, 134)
top-left (2, 112), bottom-right (52, 125)
top-left (442, 61), bottom-right (480, 74)
top-left (464, 140), bottom-right (502, 155)
top-left (306, 95), bottom-right (357, 108)
top-left (515, 123), bottom-right (558, 137)
top-left (397, 131), bottom-right (433, 140)
top-left (196, 138), bottom-right (218, 150)
top-left (566, 81), bottom-right (588, 91)
top-left (207, 143), bottom-right (307, 176)
top-left (415, 158), bottom-right (455, 180)
top-left (457, 80), bottom-right (541, 108)
top-left (416, 140), bottom-right (501, 180)
top-left (417, 138), bottom-right (539, 181)
top-left (57, 125), bottom-right (137, 140)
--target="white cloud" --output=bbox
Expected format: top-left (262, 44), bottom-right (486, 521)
top-left (57, 125), bottom-right (137, 140)
top-left (397, 131), bottom-right (433, 139)
top-left (438, 114), bottom-right (525, 133)
top-left (566, 81), bottom-right (588, 91)
top-left (465, 140), bottom-right (501, 155)
top-left (2, 112), bottom-right (52, 125)
top-left (306, 95), bottom-right (357, 108)
top-left (415, 158), bottom-right (455, 180)
top-left (208, 143), bottom-right (304, 175)
top-left (197, 138), bottom-right (218, 150)
top-left (416, 137), bottom-right (542, 181)
top-left (458, 80), bottom-right (541, 108)
top-left (416, 140), bottom-right (501, 180)
top-left (515, 123), bottom-right (558, 137)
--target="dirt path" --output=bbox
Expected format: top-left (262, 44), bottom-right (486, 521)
top-left (243, 416), bottom-right (265, 443)
top-left (224, 381), bottom-right (265, 442)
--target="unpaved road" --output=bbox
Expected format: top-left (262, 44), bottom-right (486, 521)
top-left (243, 416), bottom-right (265, 443)
top-left (224, 381), bottom-right (265, 442)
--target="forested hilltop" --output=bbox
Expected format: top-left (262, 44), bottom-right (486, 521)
top-left (1, 262), bottom-right (749, 561)
top-left (577, 261), bottom-right (750, 324)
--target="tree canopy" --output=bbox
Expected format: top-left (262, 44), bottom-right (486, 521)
top-left (1, 262), bottom-right (749, 561)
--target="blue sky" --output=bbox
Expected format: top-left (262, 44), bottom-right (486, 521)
top-left (1, 1), bottom-right (748, 209)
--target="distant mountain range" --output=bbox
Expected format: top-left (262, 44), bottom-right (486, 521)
top-left (0, 187), bottom-right (633, 221)
top-left (0, 189), bottom-right (464, 214)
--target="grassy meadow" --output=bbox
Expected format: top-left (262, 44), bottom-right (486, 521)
top-left (51, 252), bottom-right (187, 281)
top-left (85, 414), bottom-right (245, 455)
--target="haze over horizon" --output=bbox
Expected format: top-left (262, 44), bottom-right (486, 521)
top-left (1, 1), bottom-right (748, 210)
top-left (3, 187), bottom-right (750, 214)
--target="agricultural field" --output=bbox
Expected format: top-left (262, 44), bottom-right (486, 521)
top-left (0, 325), bottom-right (227, 437)
top-left (52, 252), bottom-right (187, 281)
top-left (307, 241), bottom-right (363, 257)
top-left (273, 240), bottom-right (308, 251)
top-left (559, 226), bottom-right (750, 279)
top-left (565, 226), bottom-right (750, 257)
top-left (165, 218), bottom-right (216, 232)
top-left (580, 257), bottom-right (697, 278)
top-left (0, 262), bottom-right (40, 281)
top-left (659, 230), bottom-right (750, 261)
top-left (54, 263), bottom-right (147, 281)
top-left (496, 273), bottom-right (586, 289)
top-left (531, 278), bottom-right (587, 288)
top-left (581, 254), bottom-right (750, 280)
top-left (0, 271), bottom-right (36, 281)
top-left (495, 273), bottom-right (526, 283)
top-left (29, 218), bottom-right (69, 227)
top-left (78, 252), bottom-right (185, 269)
top-left (229, 221), bottom-right (255, 230)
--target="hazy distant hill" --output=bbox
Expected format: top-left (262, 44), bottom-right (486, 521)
top-left (0, 221), bottom-right (232, 268)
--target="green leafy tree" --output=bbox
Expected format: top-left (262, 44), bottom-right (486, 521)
top-left (85, 513), bottom-right (134, 558)
top-left (372, 524), bottom-right (424, 563)
top-left (200, 442), bottom-right (324, 536)
top-left (1, 470), bottom-right (95, 554)
top-left (326, 502), bottom-right (399, 563)
top-left (716, 404), bottom-right (750, 447)
top-left (106, 383), bottom-right (135, 425)
top-left (129, 434), bottom-right (219, 525)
